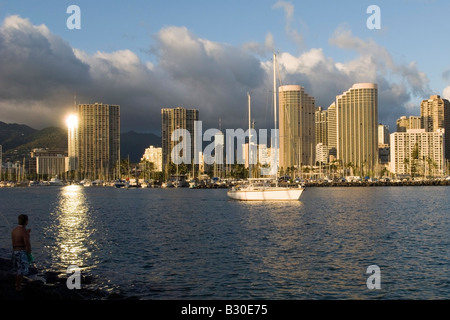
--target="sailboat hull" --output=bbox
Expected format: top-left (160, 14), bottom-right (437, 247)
top-left (227, 187), bottom-right (304, 201)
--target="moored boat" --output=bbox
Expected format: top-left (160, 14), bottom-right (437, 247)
top-left (227, 54), bottom-right (304, 201)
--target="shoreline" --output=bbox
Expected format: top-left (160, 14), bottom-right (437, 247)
top-left (2, 178), bottom-right (450, 190)
top-left (303, 179), bottom-right (450, 188)
top-left (0, 256), bottom-right (137, 300)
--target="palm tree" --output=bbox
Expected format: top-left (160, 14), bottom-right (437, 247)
top-left (425, 156), bottom-right (438, 178)
top-left (403, 157), bottom-right (410, 176)
top-left (140, 160), bottom-right (155, 180)
top-left (329, 160), bottom-right (338, 179)
top-left (345, 162), bottom-right (355, 176)
top-left (120, 158), bottom-right (131, 178)
top-left (411, 143), bottom-right (419, 177)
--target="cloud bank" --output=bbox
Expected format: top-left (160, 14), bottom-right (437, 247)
top-left (0, 14), bottom-right (434, 135)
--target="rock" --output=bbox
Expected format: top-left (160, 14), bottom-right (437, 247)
top-left (0, 256), bottom-right (130, 300)
top-left (42, 271), bottom-right (63, 284)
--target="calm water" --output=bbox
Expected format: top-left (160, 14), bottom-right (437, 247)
top-left (0, 185), bottom-right (449, 299)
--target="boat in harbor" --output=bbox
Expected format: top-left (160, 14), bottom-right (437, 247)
top-left (189, 180), bottom-right (198, 189)
top-left (227, 54), bottom-right (304, 201)
top-left (49, 175), bottom-right (64, 186)
top-left (125, 179), bottom-right (141, 189)
top-left (227, 179), bottom-right (303, 201)
top-left (114, 179), bottom-right (127, 188)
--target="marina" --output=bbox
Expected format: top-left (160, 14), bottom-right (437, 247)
top-left (1, 2), bottom-right (450, 304)
top-left (0, 185), bottom-right (449, 299)
top-left (2, 176), bottom-right (450, 189)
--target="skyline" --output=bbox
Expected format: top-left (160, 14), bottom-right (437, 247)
top-left (1, 1), bottom-right (449, 134)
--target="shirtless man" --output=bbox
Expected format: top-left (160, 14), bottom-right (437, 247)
top-left (11, 214), bottom-right (32, 291)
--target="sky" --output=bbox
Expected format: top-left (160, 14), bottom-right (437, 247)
top-left (0, 0), bottom-right (449, 135)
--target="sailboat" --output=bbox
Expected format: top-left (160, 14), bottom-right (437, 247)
top-left (227, 54), bottom-right (304, 201)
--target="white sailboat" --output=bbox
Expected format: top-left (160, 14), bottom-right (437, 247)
top-left (49, 175), bottom-right (64, 186)
top-left (227, 54), bottom-right (304, 201)
top-left (227, 180), bottom-right (303, 200)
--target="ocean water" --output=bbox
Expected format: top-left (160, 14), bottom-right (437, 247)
top-left (0, 185), bottom-right (449, 299)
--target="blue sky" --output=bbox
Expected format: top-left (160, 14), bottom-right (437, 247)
top-left (0, 0), bottom-right (449, 133)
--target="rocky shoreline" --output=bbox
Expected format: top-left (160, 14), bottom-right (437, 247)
top-left (304, 179), bottom-right (450, 187)
top-left (0, 256), bottom-right (137, 300)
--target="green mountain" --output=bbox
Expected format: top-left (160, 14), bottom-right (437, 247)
top-left (0, 121), bottom-right (161, 164)
top-left (0, 121), bottom-right (38, 151)
top-left (121, 131), bottom-right (161, 163)
top-left (0, 123), bottom-right (67, 162)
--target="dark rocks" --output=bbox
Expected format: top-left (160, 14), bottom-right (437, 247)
top-left (0, 256), bottom-right (137, 300)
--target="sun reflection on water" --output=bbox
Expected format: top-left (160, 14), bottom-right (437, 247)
top-left (48, 185), bottom-right (96, 271)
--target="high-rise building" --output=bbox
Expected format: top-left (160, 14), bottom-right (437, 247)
top-left (420, 95), bottom-right (450, 159)
top-left (67, 114), bottom-right (78, 173)
top-left (336, 83), bottom-right (378, 176)
top-left (316, 143), bottom-right (329, 164)
top-left (327, 102), bottom-right (337, 158)
top-left (390, 129), bottom-right (445, 176)
top-left (77, 103), bottom-right (120, 180)
top-left (315, 106), bottom-right (329, 163)
top-left (141, 146), bottom-right (163, 172)
top-left (396, 116), bottom-right (421, 132)
top-left (378, 124), bottom-right (390, 146)
top-left (258, 144), bottom-right (270, 166)
top-left (279, 85), bottom-right (315, 170)
top-left (161, 107), bottom-right (199, 171)
top-left (378, 124), bottom-right (390, 165)
top-left (258, 144), bottom-right (278, 176)
top-left (315, 106), bottom-right (328, 146)
top-left (29, 148), bottom-right (68, 177)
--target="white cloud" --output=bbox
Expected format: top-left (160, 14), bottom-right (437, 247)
top-left (0, 17), bottom-right (268, 132)
top-left (273, 0), bottom-right (304, 48)
top-left (0, 14), bottom-right (435, 134)
top-left (443, 86), bottom-right (450, 100)
top-left (243, 32), bottom-right (275, 58)
top-left (329, 27), bottom-right (430, 97)
top-left (261, 25), bottom-right (432, 130)
top-left (0, 15), bottom-right (91, 127)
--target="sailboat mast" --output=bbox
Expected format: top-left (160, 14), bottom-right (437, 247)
top-left (273, 53), bottom-right (278, 184)
top-left (273, 54), bottom-right (277, 140)
top-left (248, 92), bottom-right (252, 179)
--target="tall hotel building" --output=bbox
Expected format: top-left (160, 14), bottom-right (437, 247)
top-left (279, 85), bottom-right (315, 170)
top-left (67, 115), bottom-right (78, 173)
top-left (378, 124), bottom-right (390, 146)
top-left (141, 146), bottom-right (163, 172)
top-left (315, 107), bottom-right (328, 147)
top-left (327, 102), bottom-right (337, 158)
top-left (336, 83), bottom-right (378, 175)
top-left (396, 116), bottom-right (421, 132)
top-left (390, 129), bottom-right (445, 176)
top-left (420, 95), bottom-right (450, 159)
top-left (76, 103), bottom-right (120, 180)
top-left (161, 107), bottom-right (199, 171)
